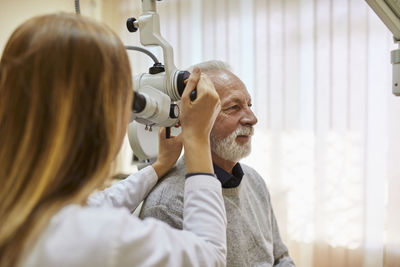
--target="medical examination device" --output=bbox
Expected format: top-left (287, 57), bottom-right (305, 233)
top-left (76, 0), bottom-right (192, 161)
top-left (125, 0), bottom-right (193, 161)
top-left (126, 0), bottom-right (192, 128)
top-left (366, 0), bottom-right (400, 96)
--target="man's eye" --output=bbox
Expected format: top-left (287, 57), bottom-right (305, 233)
top-left (223, 104), bottom-right (241, 112)
top-left (229, 105), bottom-right (240, 110)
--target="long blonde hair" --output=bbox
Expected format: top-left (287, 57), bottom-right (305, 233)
top-left (0, 13), bottom-right (133, 266)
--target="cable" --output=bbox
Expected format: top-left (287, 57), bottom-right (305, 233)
top-left (75, 0), bottom-right (80, 14)
top-left (125, 46), bottom-right (160, 64)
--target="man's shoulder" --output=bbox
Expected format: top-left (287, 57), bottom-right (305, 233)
top-left (240, 163), bottom-right (264, 182)
top-left (240, 163), bottom-right (270, 193)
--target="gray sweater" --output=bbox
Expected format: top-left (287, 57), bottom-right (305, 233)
top-left (139, 157), bottom-right (295, 267)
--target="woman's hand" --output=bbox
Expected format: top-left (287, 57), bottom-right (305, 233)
top-left (179, 68), bottom-right (220, 141)
top-left (179, 68), bottom-right (221, 174)
top-left (152, 127), bottom-right (183, 179)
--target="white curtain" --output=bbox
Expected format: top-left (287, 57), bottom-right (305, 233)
top-left (116, 0), bottom-right (400, 266)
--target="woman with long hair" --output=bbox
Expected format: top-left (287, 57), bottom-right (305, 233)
top-left (0, 13), bottom-right (225, 266)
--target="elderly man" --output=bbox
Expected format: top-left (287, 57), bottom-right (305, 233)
top-left (139, 60), bottom-right (295, 267)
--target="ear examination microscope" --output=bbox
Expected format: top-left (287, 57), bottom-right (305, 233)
top-left (75, 0), bottom-right (193, 161)
top-left (124, 0), bottom-right (194, 161)
top-left (125, 0), bottom-right (193, 128)
top-left (366, 0), bottom-right (400, 96)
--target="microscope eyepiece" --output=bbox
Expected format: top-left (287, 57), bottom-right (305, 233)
top-left (177, 71), bottom-right (190, 97)
top-left (132, 91), bottom-right (147, 113)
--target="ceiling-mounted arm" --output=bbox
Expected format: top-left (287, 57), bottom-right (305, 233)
top-left (137, 0), bottom-right (177, 77)
top-left (142, 0), bottom-right (156, 13)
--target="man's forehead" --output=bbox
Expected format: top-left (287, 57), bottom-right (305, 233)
top-left (208, 70), bottom-right (233, 82)
top-left (221, 91), bottom-right (251, 105)
top-left (207, 70), bottom-right (251, 102)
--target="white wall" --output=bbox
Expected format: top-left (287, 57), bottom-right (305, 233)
top-left (0, 0), bottom-right (74, 53)
top-left (0, 0), bottom-right (135, 175)
top-left (0, 0), bottom-right (121, 54)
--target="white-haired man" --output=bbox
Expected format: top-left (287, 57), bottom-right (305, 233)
top-left (139, 60), bottom-right (295, 266)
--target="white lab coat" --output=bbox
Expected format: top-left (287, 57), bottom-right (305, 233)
top-left (21, 166), bottom-right (227, 267)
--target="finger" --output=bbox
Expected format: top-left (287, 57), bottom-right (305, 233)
top-left (181, 67), bottom-right (201, 102)
top-left (174, 133), bottom-right (183, 143)
top-left (183, 73), bottom-right (204, 85)
top-left (196, 75), bottom-right (217, 99)
top-left (158, 127), bottom-right (165, 140)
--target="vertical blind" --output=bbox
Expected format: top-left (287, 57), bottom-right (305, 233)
top-left (117, 0), bottom-right (400, 266)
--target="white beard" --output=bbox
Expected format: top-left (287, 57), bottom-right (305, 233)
top-left (210, 126), bottom-right (254, 163)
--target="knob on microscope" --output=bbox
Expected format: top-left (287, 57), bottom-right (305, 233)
top-left (126, 17), bottom-right (138, 32)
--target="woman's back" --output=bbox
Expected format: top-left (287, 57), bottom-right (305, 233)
top-left (22, 167), bottom-right (226, 267)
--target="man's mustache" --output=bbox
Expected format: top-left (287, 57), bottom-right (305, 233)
top-left (234, 126), bottom-right (254, 137)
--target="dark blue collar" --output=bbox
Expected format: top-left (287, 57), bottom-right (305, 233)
top-left (213, 163), bottom-right (244, 188)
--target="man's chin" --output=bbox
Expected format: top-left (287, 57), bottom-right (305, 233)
top-left (213, 145), bottom-right (251, 163)
top-left (211, 133), bottom-right (252, 162)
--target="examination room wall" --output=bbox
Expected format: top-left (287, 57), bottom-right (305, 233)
top-left (0, 0), bottom-right (134, 174)
top-left (116, 0), bottom-right (400, 267)
top-left (0, 0), bottom-right (71, 52)
top-left (0, 0), bottom-right (116, 52)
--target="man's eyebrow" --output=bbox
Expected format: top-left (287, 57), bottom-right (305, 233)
top-left (222, 97), bottom-right (242, 106)
top-left (223, 96), bottom-right (251, 105)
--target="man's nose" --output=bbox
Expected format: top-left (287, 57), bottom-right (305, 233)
top-left (241, 108), bottom-right (258, 126)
